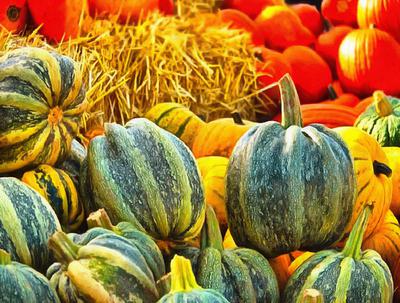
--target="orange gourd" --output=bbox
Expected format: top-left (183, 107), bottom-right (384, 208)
top-left (287, 252), bottom-right (315, 276)
top-left (321, 0), bottom-right (358, 27)
top-left (321, 85), bottom-right (360, 107)
top-left (0, 0), bottom-right (27, 33)
top-left (383, 147), bottom-right (400, 216)
top-left (353, 96), bottom-right (373, 115)
top-left (269, 254), bottom-right (291, 292)
top-left (290, 4), bottom-right (323, 36)
top-left (226, 0), bottom-right (284, 19)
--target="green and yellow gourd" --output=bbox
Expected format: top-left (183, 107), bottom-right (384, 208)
top-left (0, 47), bottom-right (87, 173)
top-left (0, 249), bottom-right (60, 303)
top-left (283, 204), bottom-right (394, 302)
top-left (179, 206), bottom-right (280, 303)
top-left (80, 118), bottom-right (206, 244)
top-left (226, 74), bottom-right (357, 258)
top-left (157, 255), bottom-right (229, 303)
top-left (58, 139), bottom-right (87, 188)
top-left (22, 164), bottom-right (85, 232)
top-left (0, 177), bottom-right (61, 273)
top-left (355, 91), bottom-right (400, 147)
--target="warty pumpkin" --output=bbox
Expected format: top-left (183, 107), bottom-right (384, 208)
top-left (226, 74), bottom-right (356, 258)
top-left (0, 0), bottom-right (27, 33)
top-left (0, 47), bottom-right (87, 174)
top-left (383, 147), bottom-right (400, 215)
top-left (321, 0), bottom-right (358, 27)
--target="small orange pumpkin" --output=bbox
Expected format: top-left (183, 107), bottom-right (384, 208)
top-left (0, 0), bottom-right (27, 32)
top-left (290, 3), bottom-right (323, 36)
top-left (321, 0), bottom-right (358, 27)
top-left (320, 84), bottom-right (360, 107)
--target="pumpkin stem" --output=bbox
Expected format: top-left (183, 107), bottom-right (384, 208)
top-left (0, 249), bottom-right (11, 265)
top-left (87, 209), bottom-right (117, 232)
top-left (200, 205), bottom-right (224, 251)
top-left (48, 231), bottom-right (79, 264)
top-left (302, 289), bottom-right (324, 303)
top-left (342, 203), bottom-right (373, 260)
top-left (169, 255), bottom-right (202, 292)
top-left (373, 161), bottom-right (392, 177)
top-left (374, 91), bottom-right (393, 117)
top-left (327, 84), bottom-right (338, 100)
top-left (232, 112), bottom-right (245, 125)
top-left (279, 74), bottom-right (303, 128)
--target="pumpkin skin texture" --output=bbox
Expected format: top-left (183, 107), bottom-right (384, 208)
top-left (0, 47), bottom-right (86, 174)
top-left (0, 0), bottom-right (28, 33)
top-left (21, 164), bottom-right (85, 232)
top-left (355, 91), bottom-right (400, 147)
top-left (383, 147), bottom-right (400, 215)
top-left (81, 118), bottom-right (205, 243)
top-left (321, 0), bottom-right (358, 27)
top-left (0, 249), bottom-right (60, 303)
top-left (179, 206), bottom-right (279, 303)
top-left (0, 177), bottom-right (61, 273)
top-left (337, 28), bottom-right (400, 97)
top-left (226, 74), bottom-right (356, 258)
top-left (283, 205), bottom-right (394, 303)
top-left (335, 127), bottom-right (393, 239)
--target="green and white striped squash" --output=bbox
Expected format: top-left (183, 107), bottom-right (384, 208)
top-left (0, 47), bottom-right (87, 174)
top-left (0, 177), bottom-right (61, 273)
top-left (0, 249), bottom-right (60, 303)
top-left (80, 118), bottom-right (206, 243)
top-left (179, 206), bottom-right (280, 303)
top-left (226, 74), bottom-right (357, 258)
top-left (283, 204), bottom-right (394, 302)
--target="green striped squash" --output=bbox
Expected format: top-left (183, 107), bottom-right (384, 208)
top-left (21, 164), bottom-right (85, 232)
top-left (48, 231), bottom-right (161, 302)
top-left (58, 139), bottom-right (87, 188)
top-left (0, 47), bottom-right (87, 174)
top-left (283, 204), bottom-right (394, 302)
top-left (0, 249), bottom-right (60, 303)
top-left (0, 177), bottom-right (61, 273)
top-left (80, 118), bottom-right (206, 243)
top-left (179, 206), bottom-right (280, 303)
top-left (226, 74), bottom-right (356, 258)
top-left (157, 255), bottom-right (229, 303)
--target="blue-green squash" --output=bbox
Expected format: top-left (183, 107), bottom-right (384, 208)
top-left (283, 204), bottom-right (394, 302)
top-left (0, 47), bottom-right (87, 174)
top-left (80, 118), bottom-right (206, 243)
top-left (0, 249), bottom-right (60, 303)
top-left (226, 74), bottom-right (357, 258)
top-left (157, 255), bottom-right (229, 303)
top-left (0, 177), bottom-right (61, 273)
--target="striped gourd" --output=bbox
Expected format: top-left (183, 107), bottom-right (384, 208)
top-left (145, 102), bottom-right (205, 149)
top-left (157, 255), bottom-right (229, 303)
top-left (0, 249), bottom-right (60, 303)
top-left (0, 177), bottom-right (61, 273)
top-left (21, 164), bottom-right (85, 232)
top-left (58, 139), bottom-right (87, 188)
top-left (80, 118), bottom-right (205, 243)
top-left (0, 47), bottom-right (87, 174)
top-left (48, 231), bottom-right (161, 302)
top-left (283, 204), bottom-right (394, 302)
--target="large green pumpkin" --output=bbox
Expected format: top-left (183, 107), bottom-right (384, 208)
top-left (226, 74), bottom-right (357, 258)
top-left (179, 206), bottom-right (280, 303)
top-left (283, 204), bottom-right (394, 302)
top-left (0, 177), bottom-right (61, 273)
top-left (0, 249), bottom-right (59, 303)
top-left (0, 47), bottom-right (87, 174)
top-left (355, 90), bottom-right (400, 147)
top-left (80, 118), bottom-right (205, 243)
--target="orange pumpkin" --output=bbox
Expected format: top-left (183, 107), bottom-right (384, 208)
top-left (290, 3), bottom-right (323, 36)
top-left (321, 0), bottom-right (358, 27)
top-left (337, 27), bottom-right (400, 97)
top-left (320, 84), bottom-right (360, 107)
top-left (0, 0), bottom-right (27, 32)
top-left (225, 0), bottom-right (284, 19)
top-left (282, 45), bottom-right (332, 103)
top-left (383, 147), bottom-right (400, 216)
top-left (353, 95), bottom-right (373, 115)
top-left (269, 254), bottom-right (292, 292)
top-left (287, 251), bottom-right (315, 276)
top-left (158, 0), bottom-right (174, 15)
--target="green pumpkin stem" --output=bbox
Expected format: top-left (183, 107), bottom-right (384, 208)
top-left (170, 255), bottom-right (202, 292)
top-left (342, 203), bottom-right (373, 260)
top-left (302, 289), bottom-right (324, 303)
top-left (327, 84), bottom-right (338, 100)
top-left (87, 209), bottom-right (117, 232)
top-left (232, 112), bottom-right (245, 125)
top-left (0, 249), bottom-right (11, 265)
top-left (373, 161), bottom-right (392, 177)
top-left (200, 205), bottom-right (224, 251)
top-left (48, 231), bottom-right (79, 264)
top-left (374, 91), bottom-right (393, 117)
top-left (279, 74), bottom-right (303, 128)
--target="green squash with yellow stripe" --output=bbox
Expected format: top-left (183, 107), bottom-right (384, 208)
top-left (0, 47), bottom-right (87, 174)
top-left (21, 164), bottom-right (85, 232)
top-left (0, 177), bottom-right (61, 273)
top-left (80, 118), bottom-right (206, 243)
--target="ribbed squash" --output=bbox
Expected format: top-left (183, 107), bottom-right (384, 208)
top-left (355, 91), bottom-right (400, 147)
top-left (179, 206), bottom-right (279, 303)
top-left (145, 102), bottom-right (205, 149)
top-left (283, 204), bottom-right (394, 302)
top-left (157, 255), bottom-right (229, 303)
top-left (335, 126), bottom-right (393, 239)
top-left (0, 249), bottom-right (59, 303)
top-left (0, 47), bottom-right (87, 174)
top-left (226, 74), bottom-right (356, 258)
top-left (81, 118), bottom-right (205, 244)
top-left (0, 177), bottom-right (61, 273)
top-left (197, 156), bottom-right (229, 229)
top-left (383, 147), bottom-right (400, 215)
top-left (48, 230), bottom-right (161, 302)
top-left (58, 139), bottom-right (87, 188)
top-left (22, 164), bottom-right (84, 232)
